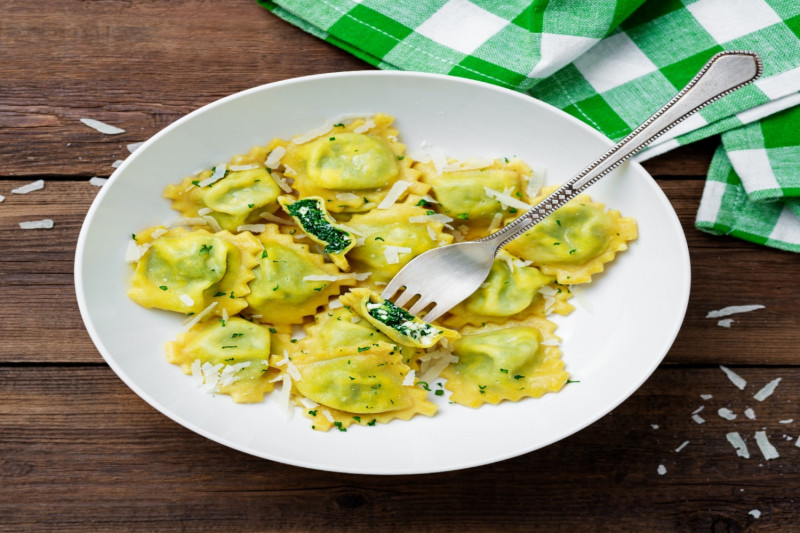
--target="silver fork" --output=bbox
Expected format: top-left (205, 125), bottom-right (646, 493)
top-left (382, 51), bottom-right (762, 323)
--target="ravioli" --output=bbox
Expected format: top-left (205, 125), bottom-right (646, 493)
top-left (345, 203), bottom-right (453, 283)
top-left (128, 226), bottom-right (260, 316)
top-left (245, 225), bottom-right (355, 325)
top-left (341, 288), bottom-right (459, 349)
top-left (164, 166), bottom-right (282, 232)
top-left (278, 195), bottom-right (356, 271)
top-left (441, 319), bottom-right (569, 407)
top-left (165, 317), bottom-right (276, 403)
top-left (279, 114), bottom-right (424, 212)
top-left (444, 251), bottom-right (554, 328)
top-left (506, 187), bottom-right (637, 284)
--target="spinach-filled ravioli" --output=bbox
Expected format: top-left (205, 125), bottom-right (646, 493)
top-left (292, 343), bottom-right (436, 431)
top-left (165, 317), bottom-right (276, 403)
top-left (278, 195), bottom-right (356, 271)
top-left (279, 114), bottom-right (422, 213)
top-left (299, 306), bottom-right (420, 368)
top-left (441, 319), bottom-right (569, 407)
top-left (341, 288), bottom-right (459, 349)
top-left (164, 164), bottom-right (283, 232)
top-left (245, 225), bottom-right (355, 324)
top-left (417, 158), bottom-right (532, 233)
top-left (506, 187), bottom-right (637, 284)
top-left (344, 203), bottom-right (453, 283)
top-left (128, 226), bottom-right (261, 316)
top-left (443, 251), bottom-right (554, 328)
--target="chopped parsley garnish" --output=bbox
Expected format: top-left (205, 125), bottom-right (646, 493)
top-left (367, 419), bottom-right (377, 426)
top-left (268, 327), bottom-right (277, 334)
top-left (221, 345), bottom-right (237, 349)
top-left (397, 155), bottom-right (405, 160)
top-left (426, 210), bottom-right (436, 215)
top-left (374, 236), bottom-right (384, 241)
top-left (214, 291), bottom-right (227, 297)
top-left (131, 233), bottom-right (136, 240)
top-left (569, 249), bottom-right (576, 254)
top-left (508, 208), bottom-right (518, 213)
top-left (248, 203), bottom-right (254, 208)
top-left (353, 416), bottom-right (361, 423)
top-left (329, 137), bottom-right (335, 141)
top-left (456, 213), bottom-right (469, 220)
top-left (272, 285), bottom-right (279, 291)
top-left (556, 220), bottom-right (561, 227)
top-left (567, 380), bottom-right (581, 384)
top-left (513, 374), bottom-right (525, 380)
top-left (416, 199), bottom-right (430, 207)
top-left (199, 244), bottom-right (213, 255)
top-left (434, 389), bottom-right (444, 396)
top-left (158, 285), bottom-right (168, 291)
top-left (290, 339), bottom-right (298, 343)
top-left (478, 385), bottom-right (486, 394)
top-left (231, 333), bottom-right (244, 338)
top-left (285, 198), bottom-right (352, 254)
top-left (417, 381), bottom-right (431, 391)
top-left (308, 409), bottom-right (318, 417)
top-left (500, 368), bottom-right (509, 373)
top-left (333, 421), bottom-right (347, 432)
top-left (357, 346), bottom-right (370, 352)
top-left (218, 318), bottom-right (226, 327)
top-left (261, 250), bottom-right (268, 258)
top-left (334, 123), bottom-right (345, 127)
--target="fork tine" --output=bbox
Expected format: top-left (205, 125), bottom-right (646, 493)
top-left (393, 288), bottom-right (417, 308)
top-left (381, 276), bottom-right (405, 301)
top-left (408, 293), bottom-right (435, 316)
top-left (421, 303), bottom-right (447, 324)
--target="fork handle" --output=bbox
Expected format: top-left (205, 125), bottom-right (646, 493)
top-left (482, 50), bottom-right (762, 250)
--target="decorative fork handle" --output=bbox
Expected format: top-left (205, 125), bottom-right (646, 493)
top-left (482, 51), bottom-right (762, 250)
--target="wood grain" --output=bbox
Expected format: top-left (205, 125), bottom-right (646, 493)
top-left (2, 365), bottom-right (798, 531)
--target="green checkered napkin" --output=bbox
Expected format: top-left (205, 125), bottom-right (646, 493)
top-left (259, 0), bottom-right (800, 251)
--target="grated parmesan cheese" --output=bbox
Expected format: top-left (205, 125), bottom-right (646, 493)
top-left (80, 117), bottom-right (125, 134)
top-left (440, 157), bottom-right (495, 173)
top-left (259, 211), bottom-right (294, 225)
top-left (88, 177), bottom-right (107, 187)
top-left (197, 164), bottom-right (227, 188)
top-left (191, 359), bottom-right (204, 387)
top-left (409, 213), bottom-right (453, 226)
top-left (179, 294), bottom-right (194, 307)
top-left (19, 219), bottom-right (54, 230)
top-left (328, 299), bottom-right (343, 310)
top-left (124, 240), bottom-right (149, 263)
top-left (283, 165), bottom-right (298, 177)
top-left (430, 150), bottom-right (448, 175)
top-left (487, 212), bottom-right (503, 232)
top-left (171, 217), bottom-right (207, 227)
top-left (383, 245), bottom-right (412, 265)
top-left (726, 432), bottom-right (750, 458)
top-left (406, 149), bottom-right (431, 163)
top-left (228, 163), bottom-right (260, 171)
top-left (278, 374), bottom-right (293, 417)
top-left (377, 180), bottom-right (410, 209)
top-left (265, 146), bottom-right (286, 169)
top-left (271, 173), bottom-right (293, 193)
top-left (292, 123), bottom-right (334, 145)
top-left (322, 409), bottom-right (335, 423)
top-left (525, 168), bottom-right (545, 198)
top-left (720, 365), bottom-right (747, 390)
top-left (299, 397), bottom-right (318, 409)
top-left (426, 226), bottom-right (437, 241)
top-left (197, 207), bottom-right (213, 216)
top-left (127, 142), bottom-right (144, 153)
top-left (12, 180), bottom-right (45, 194)
top-left (303, 272), bottom-right (371, 282)
top-left (402, 369), bottom-right (416, 387)
top-left (484, 186), bottom-right (532, 210)
top-left (753, 377), bottom-right (781, 402)
top-left (754, 430), bottom-right (779, 460)
top-left (706, 304), bottom-right (765, 318)
top-left (335, 192), bottom-right (361, 202)
top-left (353, 118), bottom-right (376, 133)
top-left (540, 339), bottom-right (560, 346)
top-left (201, 215), bottom-right (222, 232)
top-left (237, 224), bottom-right (266, 233)
top-left (184, 301), bottom-right (218, 330)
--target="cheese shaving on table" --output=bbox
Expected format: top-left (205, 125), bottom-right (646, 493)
top-left (265, 146), bottom-right (286, 169)
top-left (0, 194), bottom-right (4, 203)
top-left (749, 510), bottom-right (762, 520)
top-left (706, 304), bottom-right (765, 318)
top-left (79, 117), bottom-right (125, 134)
top-left (754, 430), bottom-right (779, 460)
top-left (691, 414), bottom-right (705, 424)
top-left (12, 180), bottom-right (45, 194)
top-left (127, 142), bottom-right (144, 153)
top-left (377, 180), bottom-right (410, 209)
top-left (228, 163), bottom-right (260, 171)
top-left (383, 245), bottom-right (412, 265)
top-left (717, 407), bottom-right (737, 420)
top-left (88, 177), bottom-right (107, 187)
top-left (657, 465), bottom-right (666, 476)
top-left (675, 441), bottom-right (689, 453)
top-left (779, 419), bottom-right (793, 424)
top-left (237, 224), bottom-right (266, 233)
top-left (292, 122), bottom-right (334, 145)
top-left (197, 164), bottom-right (227, 188)
top-left (744, 407), bottom-right (756, 420)
top-left (111, 160), bottom-right (124, 168)
top-left (726, 432), bottom-right (750, 458)
top-left (700, 394), bottom-right (713, 400)
top-left (183, 301), bottom-right (218, 330)
top-left (483, 186), bottom-right (532, 210)
top-left (717, 318), bottom-right (734, 328)
top-left (719, 365), bottom-right (747, 390)
top-left (353, 118), bottom-right (376, 133)
top-left (753, 377), bottom-right (781, 401)
top-left (19, 219), bottom-right (54, 230)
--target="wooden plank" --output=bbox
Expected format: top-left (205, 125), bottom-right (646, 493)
top-left (1, 178), bottom-right (798, 364)
top-left (0, 0), bottom-right (714, 179)
top-left (1, 365), bottom-right (797, 531)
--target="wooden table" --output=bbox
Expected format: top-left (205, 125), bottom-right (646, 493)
top-left (2, 1), bottom-right (799, 531)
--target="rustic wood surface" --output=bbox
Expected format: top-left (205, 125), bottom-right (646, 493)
top-left (2, 1), bottom-right (799, 531)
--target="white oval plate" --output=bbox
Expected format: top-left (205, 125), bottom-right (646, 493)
top-left (75, 71), bottom-right (690, 475)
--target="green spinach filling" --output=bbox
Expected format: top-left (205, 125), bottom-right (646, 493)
top-left (286, 198), bottom-right (352, 254)
top-left (366, 300), bottom-right (438, 341)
